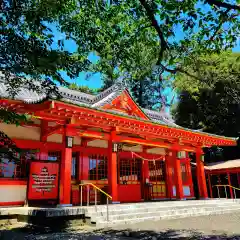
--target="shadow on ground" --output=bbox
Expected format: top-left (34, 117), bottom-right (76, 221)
top-left (1, 225), bottom-right (240, 240)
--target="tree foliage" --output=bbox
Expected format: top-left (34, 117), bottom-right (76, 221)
top-left (60, 0), bottom-right (240, 108)
top-left (0, 0), bottom-right (90, 149)
top-left (1, 0), bottom-right (90, 96)
top-left (62, 0), bottom-right (240, 83)
top-left (68, 83), bottom-right (99, 95)
top-left (2, 0), bottom-right (240, 108)
top-left (172, 52), bottom-right (240, 137)
top-left (173, 52), bottom-right (240, 94)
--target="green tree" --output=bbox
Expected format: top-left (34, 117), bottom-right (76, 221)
top-left (63, 0), bottom-right (240, 82)
top-left (172, 52), bottom-right (240, 162)
top-left (61, 0), bottom-right (240, 108)
top-left (0, 0), bottom-right (90, 149)
top-left (173, 52), bottom-right (240, 94)
top-left (69, 83), bottom-right (99, 95)
top-left (172, 52), bottom-right (240, 137)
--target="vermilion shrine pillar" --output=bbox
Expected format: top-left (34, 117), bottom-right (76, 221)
top-left (196, 148), bottom-right (208, 199)
top-left (142, 147), bottom-right (150, 200)
top-left (171, 147), bottom-right (184, 200)
top-left (186, 153), bottom-right (194, 197)
top-left (165, 150), bottom-right (173, 199)
top-left (40, 120), bottom-right (49, 160)
top-left (59, 126), bottom-right (73, 205)
top-left (227, 172), bottom-right (233, 199)
top-left (81, 139), bottom-right (89, 181)
top-left (108, 132), bottom-right (118, 203)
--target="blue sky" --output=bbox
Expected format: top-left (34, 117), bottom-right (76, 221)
top-left (50, 24), bottom-right (102, 89)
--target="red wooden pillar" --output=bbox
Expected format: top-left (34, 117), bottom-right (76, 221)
top-left (40, 120), bottom-right (49, 160)
top-left (172, 150), bottom-right (184, 200)
top-left (59, 126), bottom-right (72, 205)
top-left (207, 173), bottom-right (213, 198)
top-left (227, 172), bottom-right (233, 199)
top-left (142, 159), bottom-right (150, 200)
top-left (108, 132), bottom-right (118, 203)
top-left (186, 158), bottom-right (194, 198)
top-left (143, 160), bottom-right (150, 182)
top-left (237, 173), bottom-right (240, 188)
top-left (196, 148), bottom-right (208, 199)
top-left (165, 151), bottom-right (173, 199)
top-left (142, 147), bottom-right (150, 181)
top-left (77, 152), bottom-right (82, 182)
top-left (81, 139), bottom-right (89, 181)
top-left (141, 148), bottom-right (150, 200)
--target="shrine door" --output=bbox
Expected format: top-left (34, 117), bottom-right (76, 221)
top-left (148, 160), bottom-right (166, 199)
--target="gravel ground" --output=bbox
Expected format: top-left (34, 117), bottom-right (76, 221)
top-left (1, 212), bottom-right (240, 240)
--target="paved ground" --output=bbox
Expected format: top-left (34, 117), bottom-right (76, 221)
top-left (1, 212), bottom-right (240, 239)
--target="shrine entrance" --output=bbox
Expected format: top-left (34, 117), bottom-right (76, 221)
top-left (148, 160), bottom-right (167, 199)
top-left (118, 155), bottom-right (143, 202)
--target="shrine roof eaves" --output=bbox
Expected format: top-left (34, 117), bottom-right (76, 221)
top-left (59, 99), bottom-right (237, 143)
top-left (0, 78), bottom-right (176, 126)
top-left (192, 159), bottom-right (240, 171)
top-left (0, 77), bottom-right (237, 144)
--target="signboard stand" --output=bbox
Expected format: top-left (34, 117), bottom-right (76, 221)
top-left (28, 161), bottom-right (59, 203)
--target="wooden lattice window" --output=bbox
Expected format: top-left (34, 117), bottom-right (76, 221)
top-left (149, 160), bottom-right (166, 182)
top-left (118, 158), bottom-right (141, 184)
top-left (72, 152), bottom-right (79, 180)
top-left (88, 154), bottom-right (108, 182)
top-left (181, 162), bottom-right (191, 184)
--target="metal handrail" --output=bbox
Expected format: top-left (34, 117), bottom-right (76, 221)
top-left (213, 184), bottom-right (240, 199)
top-left (79, 183), bottom-right (112, 222)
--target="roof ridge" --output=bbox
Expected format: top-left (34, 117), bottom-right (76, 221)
top-left (92, 81), bottom-right (126, 104)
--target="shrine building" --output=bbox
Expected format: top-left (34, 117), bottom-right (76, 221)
top-left (205, 160), bottom-right (240, 199)
top-left (0, 80), bottom-right (237, 206)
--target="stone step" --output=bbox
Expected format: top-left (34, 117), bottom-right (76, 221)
top-left (84, 199), bottom-right (240, 215)
top-left (85, 199), bottom-right (239, 209)
top-left (92, 204), bottom-right (240, 222)
top-left (96, 206), bottom-right (240, 228)
top-left (87, 203), bottom-right (238, 218)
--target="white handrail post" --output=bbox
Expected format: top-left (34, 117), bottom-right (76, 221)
top-left (217, 186), bottom-right (220, 199)
top-left (87, 185), bottom-right (90, 206)
top-left (224, 186), bottom-right (227, 199)
top-left (80, 185), bottom-right (83, 207)
top-left (234, 188), bottom-right (236, 200)
top-left (95, 188), bottom-right (97, 206)
top-left (106, 197), bottom-right (109, 222)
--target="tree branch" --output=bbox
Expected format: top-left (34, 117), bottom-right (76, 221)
top-left (208, 9), bottom-right (230, 43)
top-left (206, 0), bottom-right (240, 11)
top-left (139, 0), bottom-right (168, 64)
top-left (160, 64), bottom-right (202, 81)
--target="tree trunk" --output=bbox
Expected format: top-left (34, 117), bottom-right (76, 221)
top-left (138, 80), bottom-right (143, 107)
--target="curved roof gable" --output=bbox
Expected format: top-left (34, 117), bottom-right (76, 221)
top-left (0, 77), bottom-right (180, 126)
top-left (99, 89), bottom-right (149, 120)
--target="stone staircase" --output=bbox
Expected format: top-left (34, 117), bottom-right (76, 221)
top-left (84, 199), bottom-right (240, 228)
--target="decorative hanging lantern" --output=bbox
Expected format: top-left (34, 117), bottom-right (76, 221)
top-left (177, 151), bottom-right (186, 159)
top-left (65, 136), bottom-right (73, 148)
